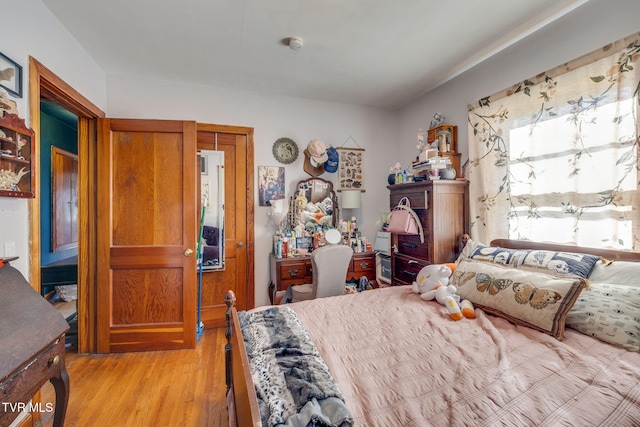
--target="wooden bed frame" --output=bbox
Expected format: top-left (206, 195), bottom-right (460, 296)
top-left (224, 239), bottom-right (640, 427)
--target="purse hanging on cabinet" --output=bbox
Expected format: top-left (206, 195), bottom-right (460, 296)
top-left (386, 197), bottom-right (424, 243)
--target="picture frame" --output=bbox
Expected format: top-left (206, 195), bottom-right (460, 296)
top-left (296, 237), bottom-right (313, 250)
top-left (337, 147), bottom-right (365, 192)
top-left (258, 165), bottom-right (285, 207)
top-left (0, 52), bottom-right (22, 98)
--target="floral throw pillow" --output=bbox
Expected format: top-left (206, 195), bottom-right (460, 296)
top-left (452, 259), bottom-right (587, 340)
top-left (466, 243), bottom-right (599, 278)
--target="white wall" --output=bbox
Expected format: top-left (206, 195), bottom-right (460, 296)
top-left (398, 0), bottom-right (640, 176)
top-left (106, 75), bottom-right (397, 306)
top-left (0, 0), bottom-right (106, 275)
top-left (4, 0), bottom-right (637, 308)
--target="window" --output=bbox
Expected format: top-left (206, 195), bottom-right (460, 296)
top-left (468, 33), bottom-right (640, 251)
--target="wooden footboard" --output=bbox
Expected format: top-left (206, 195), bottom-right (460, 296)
top-left (224, 290), bottom-right (261, 427)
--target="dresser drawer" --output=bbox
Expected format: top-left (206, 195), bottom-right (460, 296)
top-left (279, 260), bottom-right (311, 280)
top-left (393, 256), bottom-right (429, 286)
top-left (390, 189), bottom-right (430, 209)
top-left (0, 337), bottom-right (66, 410)
top-left (396, 234), bottom-right (430, 261)
top-left (351, 254), bottom-right (375, 274)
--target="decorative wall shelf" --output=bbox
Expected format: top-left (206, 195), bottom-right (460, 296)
top-left (0, 112), bottom-right (34, 198)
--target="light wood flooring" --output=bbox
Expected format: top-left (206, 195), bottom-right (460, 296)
top-left (38, 328), bottom-right (228, 427)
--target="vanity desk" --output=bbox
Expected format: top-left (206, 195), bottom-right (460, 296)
top-left (269, 176), bottom-right (375, 304)
top-left (269, 251), bottom-right (376, 304)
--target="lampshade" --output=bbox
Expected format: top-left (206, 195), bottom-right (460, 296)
top-left (341, 190), bottom-right (361, 209)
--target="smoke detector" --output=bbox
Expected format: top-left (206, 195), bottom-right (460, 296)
top-left (288, 37), bottom-right (304, 50)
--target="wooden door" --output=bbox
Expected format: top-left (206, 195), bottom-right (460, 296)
top-left (97, 119), bottom-right (198, 352)
top-left (197, 124), bottom-right (254, 328)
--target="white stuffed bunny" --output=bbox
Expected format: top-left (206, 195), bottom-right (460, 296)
top-left (412, 264), bottom-right (475, 321)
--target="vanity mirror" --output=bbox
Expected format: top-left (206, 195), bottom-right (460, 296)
top-left (199, 150), bottom-right (225, 270)
top-left (291, 177), bottom-right (338, 233)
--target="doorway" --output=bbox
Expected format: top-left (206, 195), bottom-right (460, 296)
top-left (39, 101), bottom-right (79, 351)
top-left (28, 56), bottom-right (105, 354)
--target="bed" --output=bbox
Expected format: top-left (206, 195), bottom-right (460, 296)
top-left (225, 239), bottom-right (640, 426)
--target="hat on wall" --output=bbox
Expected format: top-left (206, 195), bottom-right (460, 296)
top-left (324, 147), bottom-right (339, 173)
top-left (307, 139), bottom-right (329, 163)
top-left (303, 149), bottom-right (325, 177)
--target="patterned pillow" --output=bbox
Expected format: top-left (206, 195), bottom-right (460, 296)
top-left (466, 243), bottom-right (599, 278)
top-left (455, 238), bottom-right (479, 264)
top-left (452, 259), bottom-right (587, 340)
top-left (587, 260), bottom-right (640, 287)
top-left (566, 283), bottom-right (640, 352)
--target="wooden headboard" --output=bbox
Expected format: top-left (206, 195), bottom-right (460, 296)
top-left (490, 239), bottom-right (640, 262)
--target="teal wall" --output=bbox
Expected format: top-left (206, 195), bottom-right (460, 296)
top-left (40, 111), bottom-right (78, 266)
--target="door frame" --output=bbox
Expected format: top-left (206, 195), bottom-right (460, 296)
top-left (28, 56), bottom-right (104, 354)
top-left (197, 123), bottom-right (255, 327)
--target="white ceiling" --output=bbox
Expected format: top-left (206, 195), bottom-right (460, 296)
top-left (41, 0), bottom-right (588, 110)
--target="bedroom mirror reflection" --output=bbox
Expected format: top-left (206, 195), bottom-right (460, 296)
top-left (294, 177), bottom-right (337, 230)
top-left (198, 150), bottom-right (225, 271)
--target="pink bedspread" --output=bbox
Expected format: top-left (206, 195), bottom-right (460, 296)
top-left (287, 286), bottom-right (640, 426)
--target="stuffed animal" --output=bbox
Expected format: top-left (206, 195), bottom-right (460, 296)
top-left (295, 191), bottom-right (308, 211)
top-left (412, 263), bottom-right (475, 321)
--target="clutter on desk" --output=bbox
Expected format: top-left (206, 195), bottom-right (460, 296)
top-left (272, 176), bottom-right (373, 259)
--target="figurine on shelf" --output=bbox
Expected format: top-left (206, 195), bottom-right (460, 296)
top-left (430, 112), bottom-right (445, 129)
top-left (416, 129), bottom-right (427, 153)
top-left (17, 138), bottom-right (26, 160)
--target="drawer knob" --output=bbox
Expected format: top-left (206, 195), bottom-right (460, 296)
top-left (359, 262), bottom-right (370, 269)
top-left (288, 268), bottom-right (299, 276)
top-left (48, 355), bottom-right (60, 367)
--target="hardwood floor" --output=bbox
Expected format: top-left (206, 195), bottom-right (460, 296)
top-left (38, 328), bottom-right (228, 427)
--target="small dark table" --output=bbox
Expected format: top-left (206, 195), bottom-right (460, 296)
top-left (0, 264), bottom-right (69, 427)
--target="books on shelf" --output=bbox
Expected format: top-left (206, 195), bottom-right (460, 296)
top-left (410, 156), bottom-right (451, 173)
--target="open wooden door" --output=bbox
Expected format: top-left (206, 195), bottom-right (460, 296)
top-left (96, 119), bottom-right (197, 352)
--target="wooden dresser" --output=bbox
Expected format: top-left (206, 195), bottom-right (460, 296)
top-left (388, 180), bottom-right (469, 286)
top-left (269, 251), bottom-right (376, 304)
top-left (0, 264), bottom-right (69, 427)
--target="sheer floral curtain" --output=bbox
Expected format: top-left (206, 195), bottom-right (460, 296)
top-left (467, 32), bottom-right (640, 251)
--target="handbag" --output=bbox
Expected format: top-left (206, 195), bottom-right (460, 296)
top-left (387, 197), bottom-right (424, 243)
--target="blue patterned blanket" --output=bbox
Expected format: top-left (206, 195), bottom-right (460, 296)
top-left (239, 306), bottom-right (353, 427)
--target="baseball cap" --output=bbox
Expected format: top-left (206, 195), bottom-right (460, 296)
top-left (307, 139), bottom-right (328, 163)
top-left (303, 149), bottom-right (325, 177)
top-left (324, 147), bottom-right (339, 173)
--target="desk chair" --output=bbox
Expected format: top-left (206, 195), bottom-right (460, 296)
top-left (291, 244), bottom-right (354, 302)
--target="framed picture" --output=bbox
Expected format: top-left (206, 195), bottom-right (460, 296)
top-left (258, 166), bottom-right (285, 206)
top-left (296, 237), bottom-right (313, 250)
top-left (0, 52), bottom-right (22, 98)
top-left (337, 147), bottom-right (365, 192)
